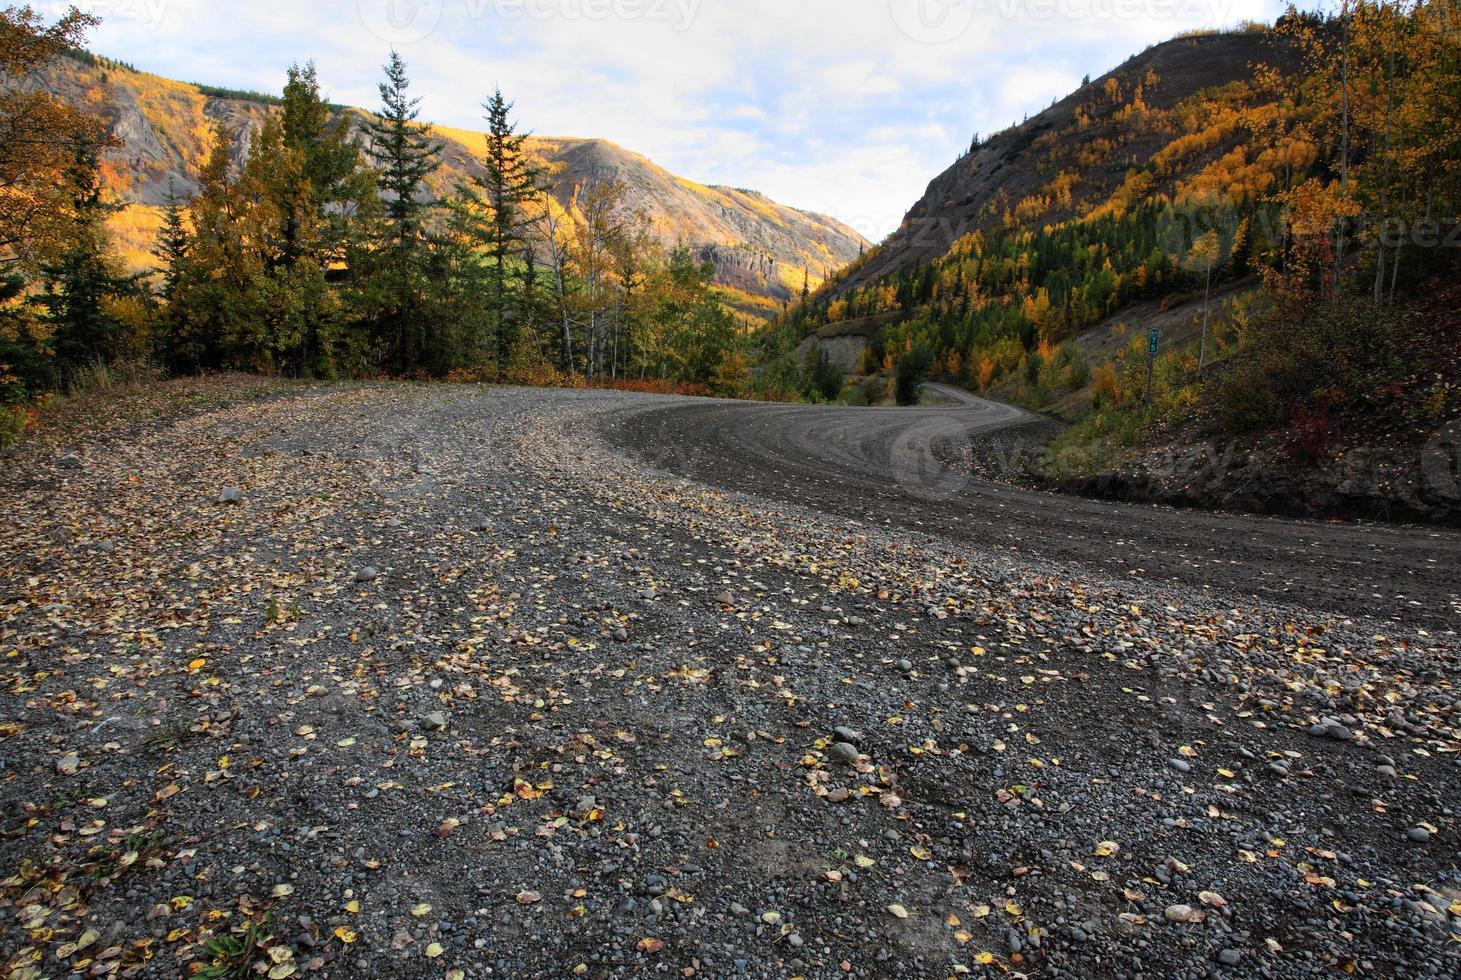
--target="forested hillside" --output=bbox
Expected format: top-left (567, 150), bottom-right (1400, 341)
top-left (765, 3), bottom-right (1460, 520)
top-left (0, 7), bottom-right (869, 434)
top-left (30, 51), bottom-right (865, 320)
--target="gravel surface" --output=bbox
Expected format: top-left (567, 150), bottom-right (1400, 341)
top-left (1, 383), bottom-right (1457, 979)
top-left (603, 391), bottom-right (1461, 627)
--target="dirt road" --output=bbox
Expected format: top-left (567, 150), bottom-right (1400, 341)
top-left (602, 389), bottom-right (1461, 626)
top-left (1, 383), bottom-right (1456, 979)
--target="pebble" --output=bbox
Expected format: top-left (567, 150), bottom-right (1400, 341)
top-left (1405, 827), bottom-right (1431, 843)
top-left (1307, 720), bottom-right (1353, 741)
top-left (828, 742), bottom-right (860, 766)
top-left (218, 487), bottom-right (244, 504)
top-left (421, 712), bottom-right (449, 731)
top-left (355, 566), bottom-right (379, 583)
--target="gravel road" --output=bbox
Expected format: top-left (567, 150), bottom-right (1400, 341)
top-left (1, 383), bottom-right (1457, 980)
top-left (602, 387), bottom-right (1461, 627)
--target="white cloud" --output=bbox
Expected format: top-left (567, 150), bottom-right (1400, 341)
top-left (70, 0), bottom-right (1287, 220)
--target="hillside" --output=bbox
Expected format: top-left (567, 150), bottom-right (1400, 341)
top-left (765, 26), bottom-right (1307, 396)
top-left (26, 52), bottom-right (866, 319)
top-left (827, 30), bottom-right (1298, 303)
top-left (773, 12), bottom-right (1459, 522)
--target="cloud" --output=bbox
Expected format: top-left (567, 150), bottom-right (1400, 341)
top-left (68, 0), bottom-right (1287, 220)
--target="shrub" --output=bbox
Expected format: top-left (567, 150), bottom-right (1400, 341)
top-left (894, 346), bottom-right (933, 406)
top-left (1220, 297), bottom-right (1400, 434)
top-left (0, 403), bottom-right (36, 447)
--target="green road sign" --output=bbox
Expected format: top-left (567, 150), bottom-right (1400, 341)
top-left (1148, 329), bottom-right (1160, 355)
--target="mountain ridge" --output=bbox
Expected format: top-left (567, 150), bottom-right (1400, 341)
top-left (27, 52), bottom-right (867, 319)
top-left (826, 29), bottom-right (1300, 303)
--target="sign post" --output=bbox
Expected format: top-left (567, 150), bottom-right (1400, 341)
top-left (1145, 329), bottom-right (1159, 405)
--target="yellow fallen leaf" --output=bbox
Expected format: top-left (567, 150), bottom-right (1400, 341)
top-left (334, 927), bottom-right (356, 944)
top-left (425, 942), bottom-right (443, 958)
top-left (411, 903), bottom-right (432, 917)
top-left (888, 903), bottom-right (909, 919)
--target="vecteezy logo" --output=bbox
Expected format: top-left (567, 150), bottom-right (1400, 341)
top-left (358, 0), bottom-right (444, 45)
top-left (888, 416), bottom-right (972, 501)
top-left (889, 0), bottom-right (978, 44)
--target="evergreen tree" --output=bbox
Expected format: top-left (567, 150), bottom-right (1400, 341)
top-left (41, 138), bottom-right (131, 375)
top-left (366, 51), bottom-right (442, 251)
top-left (362, 51), bottom-right (444, 372)
top-left (166, 128), bottom-right (252, 373)
top-left (465, 87), bottom-right (542, 371)
top-left (152, 177), bottom-right (191, 301)
top-left (0, 271), bottom-right (47, 403)
top-left (282, 62), bottom-right (372, 266)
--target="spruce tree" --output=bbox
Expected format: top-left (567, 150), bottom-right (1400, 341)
top-left (165, 128), bottom-right (247, 374)
top-left (42, 138), bottom-right (130, 375)
top-left (468, 87), bottom-right (541, 371)
top-left (283, 62), bottom-right (371, 265)
top-left (152, 177), bottom-right (191, 301)
top-left (366, 51), bottom-right (441, 253)
top-left (363, 51), bottom-right (444, 372)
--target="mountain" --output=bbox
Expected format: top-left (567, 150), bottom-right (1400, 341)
top-left (26, 52), bottom-right (867, 319)
top-left (777, 27), bottom-right (1307, 381)
top-left (826, 29), bottom-right (1299, 304)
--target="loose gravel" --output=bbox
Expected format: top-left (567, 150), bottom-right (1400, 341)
top-left (1, 383), bottom-right (1457, 979)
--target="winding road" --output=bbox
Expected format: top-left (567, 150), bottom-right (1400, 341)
top-left (600, 384), bottom-right (1461, 627)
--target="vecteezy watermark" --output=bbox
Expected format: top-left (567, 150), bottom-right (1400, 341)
top-left (358, 0), bottom-right (444, 44)
top-left (357, 0), bottom-right (703, 45)
top-left (888, 416), bottom-right (974, 501)
top-left (39, 0), bottom-right (171, 31)
top-left (888, 0), bottom-right (979, 45)
top-left (889, 0), bottom-right (1240, 44)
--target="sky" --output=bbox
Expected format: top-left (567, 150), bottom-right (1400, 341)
top-left (61, 0), bottom-right (1283, 242)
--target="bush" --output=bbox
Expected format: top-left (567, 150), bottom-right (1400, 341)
top-left (844, 374), bottom-right (885, 406)
top-left (0, 403), bottom-right (36, 448)
top-left (801, 346), bottom-right (844, 402)
top-left (1219, 297), bottom-right (1400, 434)
top-left (894, 346), bottom-right (933, 406)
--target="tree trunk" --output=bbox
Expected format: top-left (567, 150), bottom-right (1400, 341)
top-left (1335, 0), bottom-right (1351, 300)
top-left (1197, 251), bottom-right (1212, 380)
